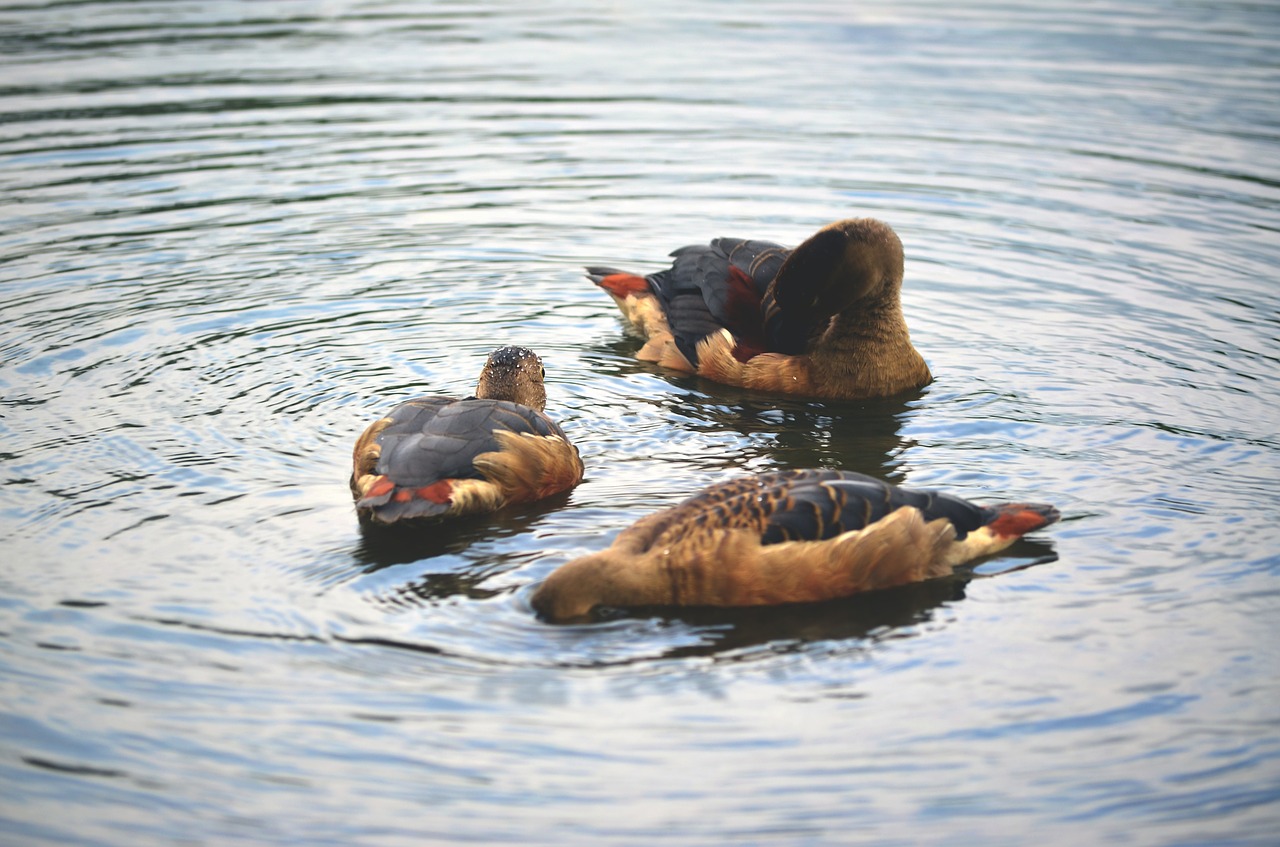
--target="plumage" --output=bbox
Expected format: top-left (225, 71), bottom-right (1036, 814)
top-left (588, 217), bottom-right (932, 399)
top-left (530, 470), bottom-right (1059, 622)
top-left (350, 346), bottom-right (584, 525)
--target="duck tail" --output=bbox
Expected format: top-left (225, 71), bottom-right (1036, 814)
top-left (586, 266), bottom-right (650, 298)
top-left (985, 502), bottom-right (1061, 539)
top-left (354, 476), bottom-right (455, 525)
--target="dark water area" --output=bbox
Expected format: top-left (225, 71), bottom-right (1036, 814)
top-left (2, 1), bottom-right (1278, 844)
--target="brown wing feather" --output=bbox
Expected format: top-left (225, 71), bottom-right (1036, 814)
top-left (472, 430), bottom-right (585, 506)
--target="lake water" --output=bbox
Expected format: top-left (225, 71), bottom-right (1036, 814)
top-left (1, 1), bottom-right (1278, 844)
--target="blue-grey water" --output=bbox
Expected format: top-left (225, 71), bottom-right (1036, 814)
top-left (2, 1), bottom-right (1278, 844)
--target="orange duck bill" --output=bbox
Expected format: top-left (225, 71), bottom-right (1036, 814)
top-left (587, 217), bottom-right (932, 400)
top-left (350, 346), bottom-right (583, 526)
top-left (531, 469), bottom-right (1059, 622)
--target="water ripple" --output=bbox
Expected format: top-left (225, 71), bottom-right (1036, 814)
top-left (2, 1), bottom-right (1279, 844)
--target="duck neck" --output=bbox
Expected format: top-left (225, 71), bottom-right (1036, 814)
top-left (475, 378), bottom-right (547, 410)
top-left (536, 550), bottom-right (675, 620)
top-left (808, 296), bottom-right (931, 397)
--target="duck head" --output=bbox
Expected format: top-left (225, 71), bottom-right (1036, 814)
top-left (531, 550), bottom-right (659, 623)
top-left (766, 218), bottom-right (906, 353)
top-left (475, 345), bottom-right (547, 410)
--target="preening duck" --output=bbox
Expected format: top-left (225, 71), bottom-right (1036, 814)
top-left (588, 217), bottom-right (932, 399)
top-left (350, 346), bottom-right (584, 525)
top-left (531, 469), bottom-right (1058, 622)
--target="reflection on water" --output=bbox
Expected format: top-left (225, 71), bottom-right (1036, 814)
top-left (649, 388), bottom-right (926, 478)
top-left (640, 576), bottom-right (974, 662)
top-left (351, 491), bottom-right (577, 573)
top-left (2, 0), bottom-right (1279, 844)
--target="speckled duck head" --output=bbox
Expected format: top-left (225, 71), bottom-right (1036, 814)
top-left (474, 345), bottom-right (547, 410)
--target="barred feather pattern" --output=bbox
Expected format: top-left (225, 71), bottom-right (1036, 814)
top-left (531, 470), bottom-right (1059, 621)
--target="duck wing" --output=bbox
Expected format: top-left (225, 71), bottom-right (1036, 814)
top-left (648, 237), bottom-right (790, 365)
top-left (756, 471), bottom-right (998, 543)
top-left (352, 398), bottom-right (570, 522)
top-left (648, 469), bottom-right (1031, 549)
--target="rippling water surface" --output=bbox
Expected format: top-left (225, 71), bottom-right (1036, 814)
top-left (2, 1), bottom-right (1278, 844)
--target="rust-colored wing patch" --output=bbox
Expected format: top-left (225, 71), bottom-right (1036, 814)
top-left (351, 396), bottom-right (582, 526)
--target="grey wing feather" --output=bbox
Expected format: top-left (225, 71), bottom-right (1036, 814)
top-left (374, 399), bottom-right (564, 487)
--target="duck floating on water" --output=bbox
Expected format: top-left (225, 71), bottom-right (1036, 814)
top-left (532, 469), bottom-right (1058, 622)
top-left (351, 346), bottom-right (584, 525)
top-left (588, 217), bottom-right (932, 399)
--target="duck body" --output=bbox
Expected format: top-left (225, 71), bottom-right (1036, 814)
top-left (351, 346), bottom-right (583, 526)
top-left (531, 469), bottom-right (1059, 622)
top-left (588, 218), bottom-right (932, 399)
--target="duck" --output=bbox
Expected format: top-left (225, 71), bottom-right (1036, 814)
top-left (588, 217), bottom-right (932, 399)
top-left (531, 469), bottom-right (1058, 622)
top-left (350, 346), bottom-right (584, 525)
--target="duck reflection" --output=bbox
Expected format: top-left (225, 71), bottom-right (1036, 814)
top-left (599, 330), bottom-right (926, 479)
top-left (373, 562), bottom-right (507, 607)
top-left (353, 489), bottom-right (575, 572)
top-left (657, 385), bottom-right (925, 480)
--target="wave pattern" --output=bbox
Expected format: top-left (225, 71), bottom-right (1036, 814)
top-left (1, 1), bottom-right (1278, 844)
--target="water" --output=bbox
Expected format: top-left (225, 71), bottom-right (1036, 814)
top-left (2, 1), bottom-right (1278, 844)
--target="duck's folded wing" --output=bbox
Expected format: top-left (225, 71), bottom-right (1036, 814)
top-left (759, 474), bottom-right (995, 544)
top-left (374, 400), bottom-right (564, 486)
top-left (650, 238), bottom-right (786, 365)
top-left (709, 237), bottom-right (789, 297)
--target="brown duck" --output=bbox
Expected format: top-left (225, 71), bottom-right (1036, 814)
top-left (350, 346), bottom-right (584, 525)
top-left (588, 217), bottom-right (932, 399)
top-left (531, 469), bottom-right (1059, 622)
